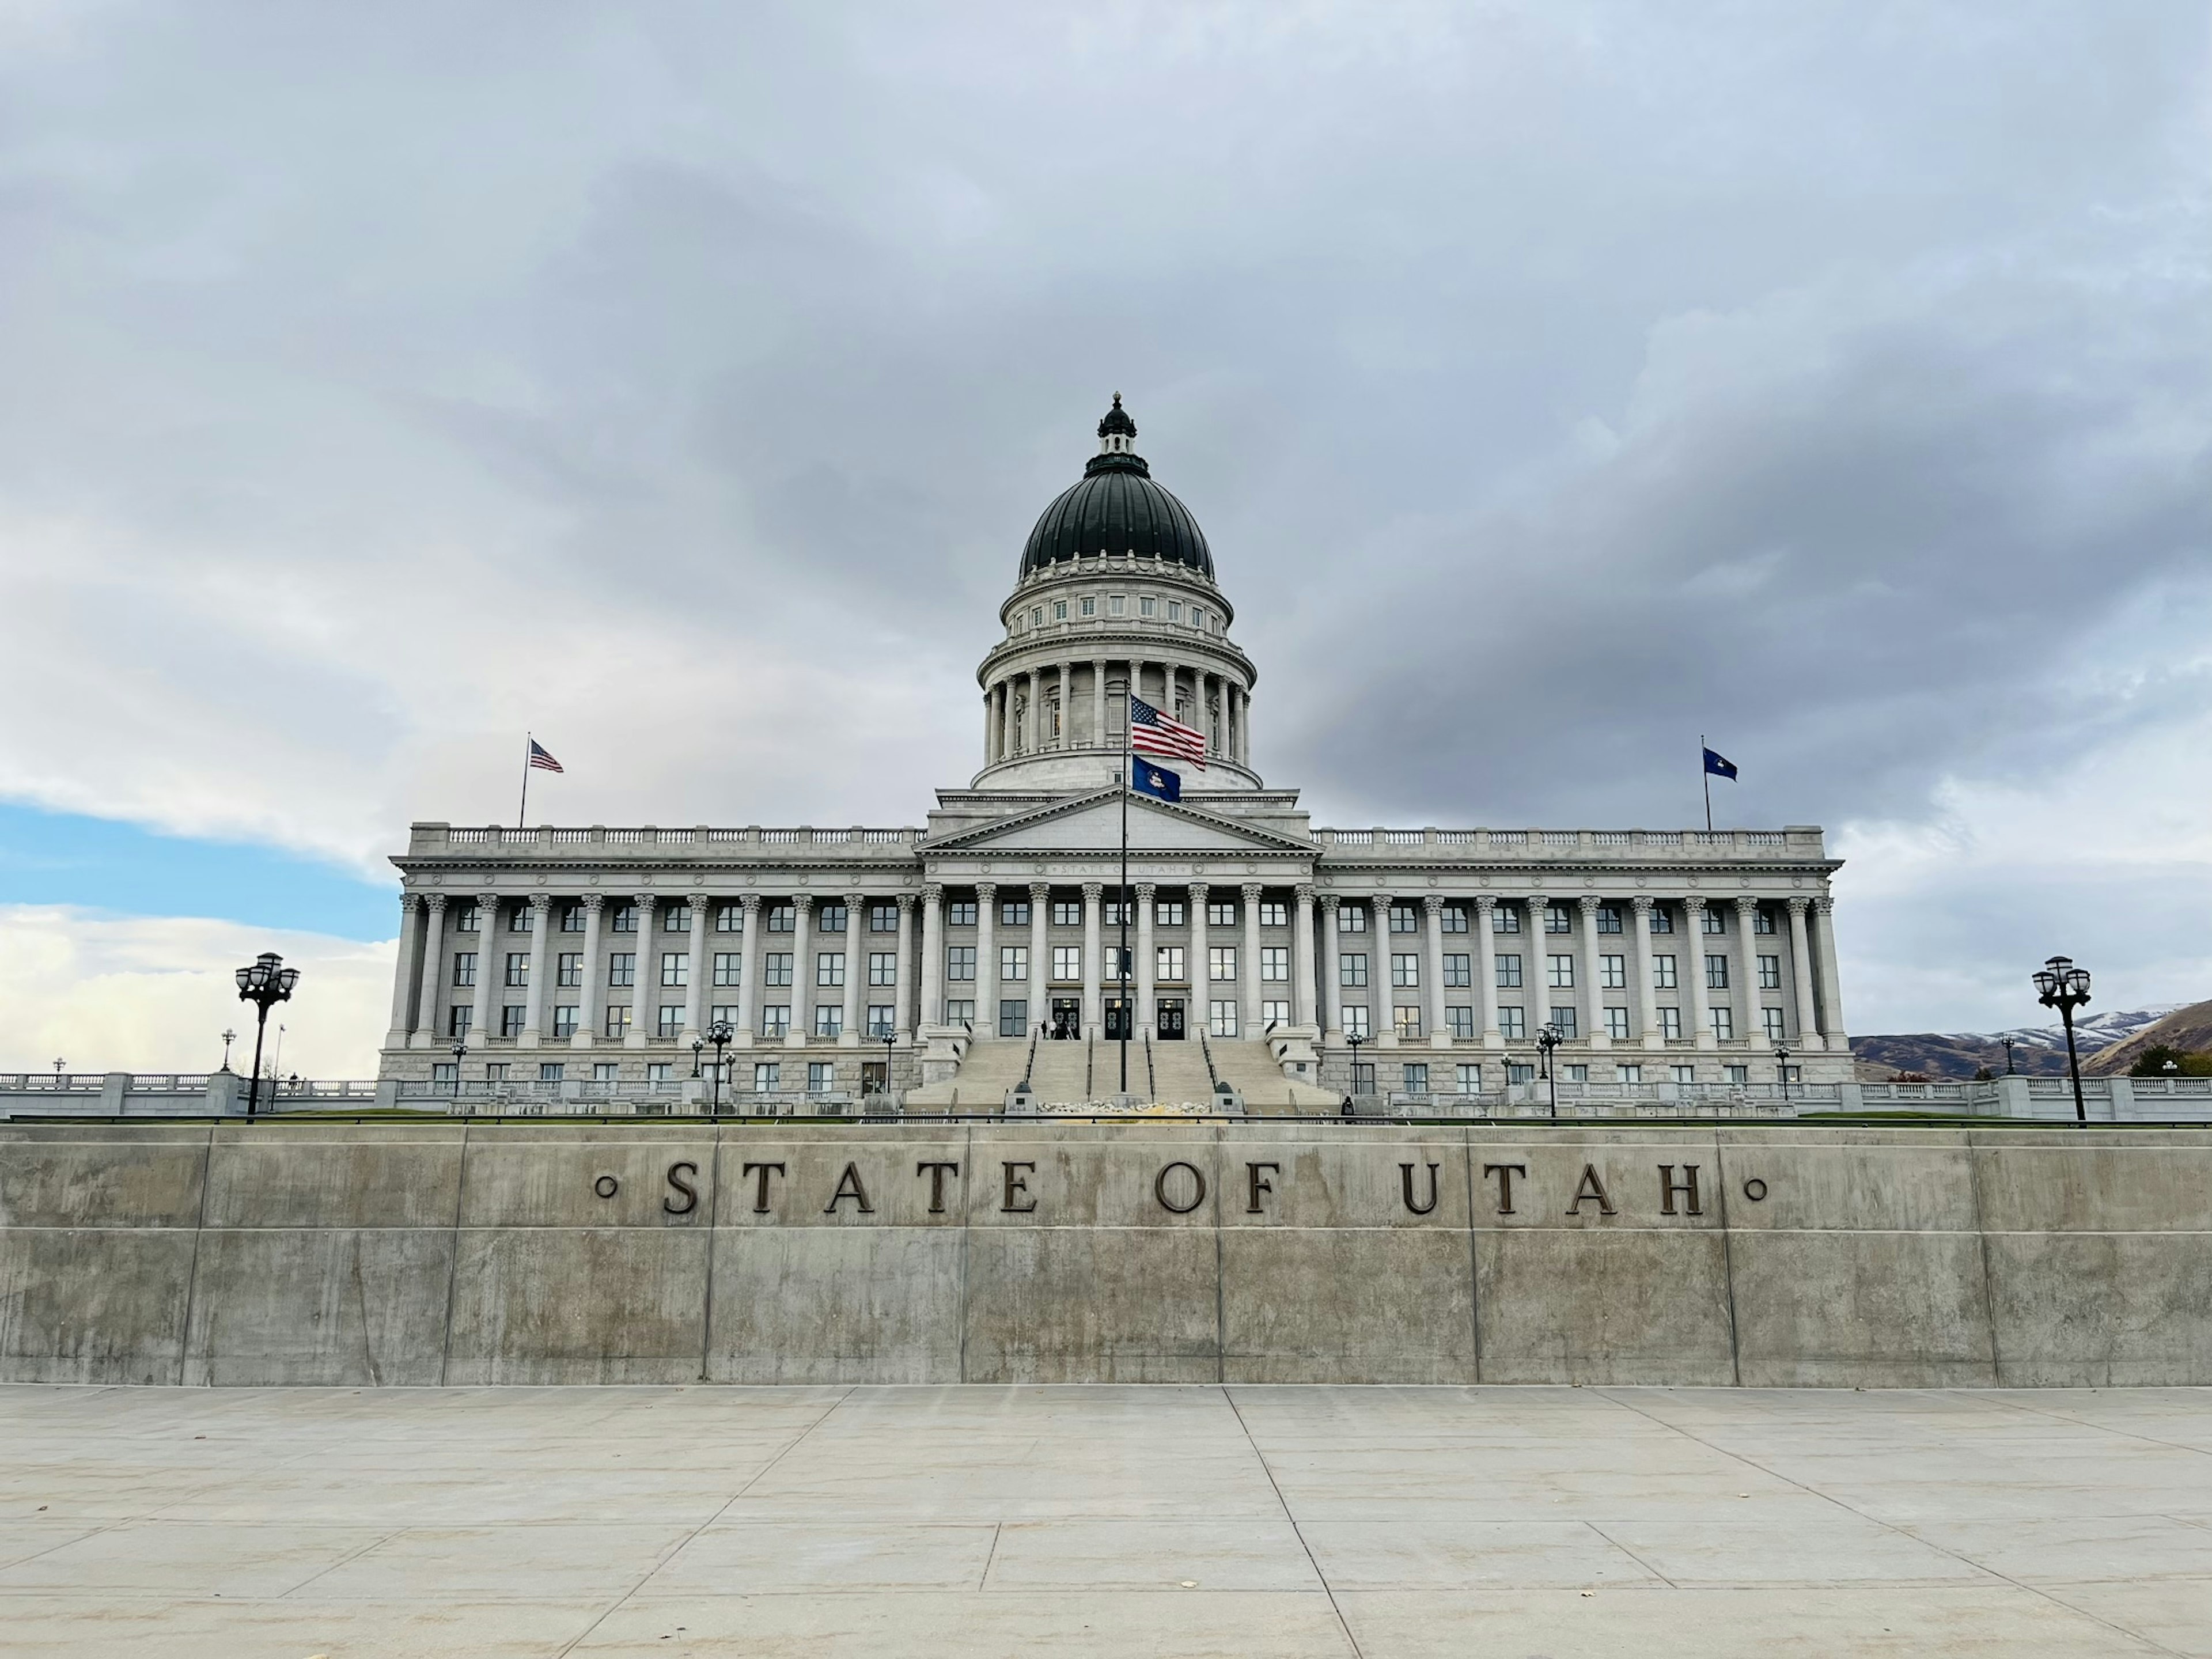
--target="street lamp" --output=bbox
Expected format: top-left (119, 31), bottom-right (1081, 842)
top-left (449, 1037), bottom-right (466, 1095)
top-left (704, 1018), bottom-right (735, 1115)
top-left (690, 1035), bottom-right (706, 1079)
top-left (220, 1029), bottom-right (237, 1071)
top-left (1536, 1022), bottom-right (1564, 1119)
top-left (875, 1020), bottom-right (896, 1104)
top-left (2032, 955), bottom-right (2093, 1125)
top-left (1774, 1044), bottom-right (1792, 1102)
top-left (2001, 1036), bottom-right (2017, 1076)
top-left (1346, 1031), bottom-right (1365, 1102)
top-left (232, 952), bottom-right (300, 1119)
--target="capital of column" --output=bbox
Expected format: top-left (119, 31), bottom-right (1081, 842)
top-left (527, 893), bottom-right (551, 917)
top-left (975, 880), bottom-right (997, 902)
top-left (1473, 893), bottom-right (1495, 914)
top-left (1134, 881), bottom-right (1157, 900)
top-left (1812, 895), bottom-right (1834, 916)
top-left (1734, 894), bottom-right (1758, 917)
top-left (423, 892), bottom-right (448, 916)
top-left (1296, 882), bottom-right (1315, 903)
top-left (1241, 881), bottom-right (1263, 902)
top-left (1683, 894), bottom-right (1707, 916)
top-left (1029, 881), bottom-right (1051, 902)
top-left (1425, 893), bottom-right (1446, 916)
top-left (1081, 882), bottom-right (1103, 901)
top-left (922, 884), bottom-right (943, 905)
top-left (1631, 894), bottom-right (1653, 915)
top-left (1188, 881), bottom-right (1207, 904)
top-left (896, 893), bottom-right (915, 914)
top-left (1321, 893), bottom-right (1340, 915)
top-left (791, 893), bottom-right (814, 916)
top-left (580, 893), bottom-right (605, 915)
top-left (1787, 895), bottom-right (1810, 917)
top-left (845, 891), bottom-right (867, 913)
top-left (740, 893), bottom-right (762, 915)
top-left (690, 889), bottom-right (711, 912)
top-left (1578, 894), bottom-right (1600, 915)
top-left (632, 892), bottom-right (654, 913)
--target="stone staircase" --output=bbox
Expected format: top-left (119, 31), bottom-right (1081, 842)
top-left (905, 1030), bottom-right (1338, 1113)
top-left (1147, 1040), bottom-right (1215, 1108)
top-left (1027, 1037), bottom-right (1091, 1103)
top-left (1207, 1039), bottom-right (1342, 1112)
top-left (904, 1033), bottom-right (1034, 1111)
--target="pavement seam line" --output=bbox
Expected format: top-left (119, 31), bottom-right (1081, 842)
top-left (1222, 1386), bottom-right (1366, 1659)
top-left (271, 1526), bottom-right (406, 1599)
top-left (978, 1521), bottom-right (1003, 1590)
top-left (1972, 1391), bottom-right (2212, 1463)
top-left (1583, 1518), bottom-right (1680, 1588)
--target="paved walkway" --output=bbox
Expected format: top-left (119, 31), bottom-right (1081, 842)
top-left (2, 1384), bottom-right (2209, 1656)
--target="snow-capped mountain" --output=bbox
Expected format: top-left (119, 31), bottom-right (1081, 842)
top-left (1852, 1006), bottom-right (2183, 1080)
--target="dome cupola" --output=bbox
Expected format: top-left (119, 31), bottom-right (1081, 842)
top-left (1019, 395), bottom-right (1214, 579)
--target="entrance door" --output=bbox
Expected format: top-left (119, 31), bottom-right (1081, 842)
top-left (1050, 998), bottom-right (1081, 1040)
top-left (1103, 997), bottom-right (1132, 1040)
top-left (1156, 998), bottom-right (1185, 1040)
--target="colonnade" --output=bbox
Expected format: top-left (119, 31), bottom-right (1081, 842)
top-left (982, 660), bottom-right (1251, 767)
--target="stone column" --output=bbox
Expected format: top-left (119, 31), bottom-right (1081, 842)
top-left (1024, 671), bottom-right (1039, 754)
top-left (573, 893), bottom-right (604, 1049)
top-left (1082, 882), bottom-right (1104, 1036)
top-left (1578, 895), bottom-right (1608, 1050)
top-left (1293, 885), bottom-right (1318, 1028)
top-left (385, 894), bottom-right (422, 1050)
top-left (1092, 660), bottom-right (1107, 750)
top-left (469, 895), bottom-right (501, 1051)
top-left (1788, 896), bottom-right (1823, 1051)
top-left (684, 890), bottom-right (711, 1041)
top-left (787, 895), bottom-right (813, 1047)
top-left (734, 895), bottom-right (762, 1046)
top-left (1372, 893), bottom-right (1396, 1047)
top-left (839, 891), bottom-right (866, 1046)
top-left (918, 887), bottom-right (942, 1032)
top-left (975, 882), bottom-right (997, 1038)
top-left (1685, 896), bottom-right (1715, 1050)
top-left (1632, 896), bottom-right (1661, 1052)
top-left (1057, 662), bottom-right (1073, 747)
top-left (983, 688), bottom-right (997, 763)
top-left (409, 894), bottom-right (447, 1047)
top-left (1135, 881), bottom-right (1157, 1038)
top-left (1242, 882), bottom-right (1264, 1037)
top-left (999, 681), bottom-right (1016, 761)
top-left (1474, 895), bottom-right (1501, 1048)
top-left (1812, 895), bottom-right (1847, 1045)
top-left (1188, 882), bottom-right (1210, 1035)
top-left (625, 895), bottom-right (655, 1048)
top-left (1736, 896), bottom-right (1761, 1052)
top-left (1321, 895), bottom-right (1343, 1041)
top-left (1522, 896), bottom-right (1547, 1041)
top-left (1240, 687), bottom-right (1253, 765)
top-left (1423, 895), bottom-right (1449, 1048)
top-left (520, 893), bottom-right (552, 1047)
top-left (895, 893), bottom-right (917, 1040)
top-left (1029, 882), bottom-right (1050, 1035)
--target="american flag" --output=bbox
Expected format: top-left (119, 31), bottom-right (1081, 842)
top-left (1130, 696), bottom-right (1205, 770)
top-left (527, 738), bottom-right (565, 774)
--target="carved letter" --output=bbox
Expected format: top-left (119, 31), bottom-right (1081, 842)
top-left (1155, 1160), bottom-right (1207, 1214)
top-left (1245, 1161), bottom-right (1279, 1214)
top-left (1482, 1162), bottom-right (1528, 1215)
top-left (1566, 1163), bottom-right (1617, 1216)
top-left (1657, 1163), bottom-right (1702, 1217)
top-left (824, 1162), bottom-right (874, 1215)
top-left (1002, 1160), bottom-right (1037, 1214)
top-left (1400, 1161), bottom-right (1441, 1217)
top-left (663, 1160), bottom-right (699, 1216)
top-left (916, 1160), bottom-right (961, 1214)
top-left (741, 1161), bottom-right (786, 1214)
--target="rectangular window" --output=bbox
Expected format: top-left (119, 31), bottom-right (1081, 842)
top-left (1492, 906), bottom-right (1521, 934)
top-left (999, 945), bottom-right (1028, 982)
top-left (1390, 904), bottom-right (1418, 933)
top-left (453, 952), bottom-right (476, 988)
top-left (1506, 1063), bottom-right (1533, 1085)
top-left (1550, 1006), bottom-right (1579, 1040)
top-left (1052, 945), bottom-right (1081, 982)
top-left (948, 900), bottom-right (977, 927)
top-left (1156, 945), bottom-right (1186, 982)
top-left (1000, 899), bottom-right (1029, 926)
top-left (946, 946), bottom-right (976, 982)
top-left (1564, 1065), bottom-right (1588, 1084)
top-left (431, 1062), bottom-right (457, 1086)
top-left (1705, 955), bottom-right (1729, 990)
top-left (1444, 953), bottom-right (1471, 988)
top-left (1754, 908), bottom-right (1777, 936)
top-left (711, 1004), bottom-right (738, 1027)
top-left (1209, 1000), bottom-right (1239, 1038)
top-left (1455, 1062), bottom-right (1482, 1093)
top-left (609, 903), bottom-right (636, 934)
top-left (552, 1006), bottom-right (577, 1039)
top-left (558, 903), bottom-right (585, 933)
top-left (644, 1062), bottom-right (671, 1084)
top-left (1340, 952), bottom-right (1369, 988)
top-left (869, 952), bottom-right (896, 986)
top-left (448, 1006), bottom-right (472, 1038)
top-left (1140, 596), bottom-right (1157, 617)
top-left (1499, 1006), bottom-right (1527, 1040)
top-left (1261, 998), bottom-right (1291, 1029)
top-left (1166, 600), bottom-right (1181, 622)
top-left (1391, 953), bottom-right (1420, 988)
top-left (1495, 953), bottom-right (1522, 989)
top-left (944, 998), bottom-right (974, 1025)
top-left (510, 902), bottom-right (533, 933)
top-left (867, 1005), bottom-right (895, 1037)
top-left (1052, 599), bottom-right (1067, 620)
top-left (1110, 594), bottom-right (1126, 616)
top-left (664, 903), bottom-right (691, 933)
top-left (606, 952), bottom-right (635, 988)
top-left (556, 952), bottom-right (582, 988)
top-left (1338, 905), bottom-right (1368, 934)
top-left (1672, 1062), bottom-right (1697, 1084)
top-left (1649, 906), bottom-right (1674, 934)
top-left (999, 999), bottom-right (1028, 1037)
top-left (503, 953), bottom-right (528, 988)
top-left (760, 1005), bottom-right (790, 1038)
top-left (1544, 904), bottom-right (1571, 934)
top-left (1103, 944), bottom-right (1132, 979)
top-left (1600, 953), bottom-right (1627, 990)
top-left (1441, 904), bottom-right (1468, 933)
top-left (1659, 1006), bottom-right (1683, 1042)
top-left (1261, 946), bottom-right (1289, 982)
top-left (868, 903), bottom-right (897, 933)
top-left (1207, 900), bottom-right (1236, 927)
top-left (809, 1062), bottom-right (835, 1092)
top-left (1596, 905), bottom-right (1623, 934)
top-left (766, 904), bottom-right (794, 933)
top-left (1394, 1005), bottom-right (1423, 1040)
top-left (816, 953), bottom-right (844, 987)
top-left (764, 953), bottom-right (793, 987)
top-left (1758, 954), bottom-right (1782, 990)
top-left (1446, 1005), bottom-right (1475, 1040)
top-left (538, 1062), bottom-right (564, 1082)
top-left (1154, 899), bottom-right (1185, 926)
top-left (1209, 945), bottom-right (1237, 982)
top-left (1702, 908), bottom-right (1726, 935)
top-left (1260, 901), bottom-right (1288, 927)
top-left (658, 1005), bottom-right (684, 1038)
top-left (1547, 955), bottom-right (1574, 989)
top-left (818, 904), bottom-right (846, 934)
top-left (501, 1005), bottom-right (526, 1037)
top-left (715, 903), bottom-right (744, 932)
top-left (1604, 1006), bottom-right (1630, 1040)
top-left (1653, 954), bottom-right (1678, 990)
top-left (603, 1004), bottom-right (630, 1039)
top-left (662, 952), bottom-right (688, 988)
top-left (1102, 900), bottom-right (1129, 926)
top-left (813, 1005), bottom-right (842, 1038)
top-left (1763, 1007), bottom-right (1786, 1041)
top-left (1710, 1006), bottom-right (1735, 1041)
top-left (713, 952), bottom-right (741, 987)
top-left (1402, 1062), bottom-right (1429, 1094)
top-left (591, 1062), bottom-right (619, 1082)
top-left (1726, 1063), bottom-right (1749, 1084)
top-left (1343, 1004), bottom-right (1371, 1040)
top-left (456, 901), bottom-right (481, 934)
top-left (1616, 1063), bottom-right (1643, 1084)
top-left (753, 1061), bottom-right (780, 1092)
top-left (1080, 596), bottom-right (1096, 616)
top-left (1052, 900), bottom-right (1081, 926)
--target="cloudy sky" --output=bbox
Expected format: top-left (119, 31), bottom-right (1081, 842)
top-left (2, 2), bottom-right (2207, 1074)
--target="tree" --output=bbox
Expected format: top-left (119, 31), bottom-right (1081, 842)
top-left (2130, 1044), bottom-right (2212, 1078)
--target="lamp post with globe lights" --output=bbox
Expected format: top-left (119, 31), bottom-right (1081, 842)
top-left (2032, 955), bottom-right (2093, 1125)
top-left (1536, 1022), bottom-right (1564, 1119)
top-left (703, 1018), bottom-right (735, 1115)
top-left (233, 952), bottom-right (300, 1119)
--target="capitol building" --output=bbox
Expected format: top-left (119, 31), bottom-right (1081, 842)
top-left (380, 398), bottom-right (1851, 1108)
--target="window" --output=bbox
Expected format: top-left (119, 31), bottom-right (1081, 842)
top-left (1053, 599), bottom-right (1067, 621)
top-left (1495, 953), bottom-right (1523, 989)
top-left (1563, 1065), bottom-right (1589, 1084)
top-left (453, 952), bottom-right (476, 987)
top-left (1209, 945), bottom-right (1237, 982)
top-left (558, 903), bottom-right (586, 933)
top-left (760, 1005), bottom-right (790, 1038)
top-left (1596, 905), bottom-right (1623, 934)
top-left (868, 903), bottom-right (897, 933)
top-left (1653, 954), bottom-right (1678, 990)
top-left (1140, 596), bottom-right (1157, 617)
top-left (1456, 1063), bottom-right (1482, 1093)
top-left (1051, 900), bottom-right (1081, 926)
top-left (1758, 954), bottom-right (1782, 990)
top-left (609, 903), bottom-right (637, 934)
top-left (1343, 1004), bottom-right (1372, 1039)
top-left (1391, 953), bottom-right (1419, 988)
top-left (431, 1062), bottom-right (457, 1086)
top-left (712, 952), bottom-right (741, 987)
top-left (1649, 905), bottom-right (1674, 934)
top-left (1550, 1007), bottom-right (1578, 1040)
top-left (1155, 899), bottom-right (1185, 926)
top-left (1390, 904), bottom-right (1418, 933)
top-left (1547, 955), bottom-right (1574, 990)
top-left (818, 904), bottom-right (846, 935)
top-left (1725, 1063), bottom-right (1749, 1084)
top-left (1260, 901), bottom-right (1287, 927)
top-left (531, 1061), bottom-right (562, 1084)
top-left (715, 903), bottom-right (744, 932)
top-left (946, 946), bottom-right (976, 982)
top-left (603, 1005), bottom-right (630, 1039)
top-left (590, 1062), bottom-right (619, 1082)
top-left (645, 1062), bottom-right (672, 1084)
top-left (753, 1061), bottom-right (780, 1092)
top-left (448, 1006), bottom-right (472, 1038)
top-left (1440, 904), bottom-right (1468, 933)
top-left (601, 952), bottom-right (632, 989)
top-left (867, 1005), bottom-right (895, 1037)
top-left (816, 953), bottom-right (843, 987)
top-left (1616, 1063), bottom-right (1643, 1084)
top-left (662, 952), bottom-right (689, 988)
top-left (1544, 904), bottom-right (1571, 934)
top-left (456, 901), bottom-right (481, 934)
top-left (1192, 606), bottom-right (1207, 630)
top-left (1209, 1000), bottom-right (1239, 1037)
top-left (1166, 601), bottom-right (1181, 622)
top-left (1659, 1007), bottom-right (1683, 1042)
top-left (766, 904), bottom-right (795, 933)
top-left (869, 952), bottom-right (896, 987)
top-left (1261, 999), bottom-right (1291, 1029)
top-left (999, 945), bottom-right (1028, 982)
top-left (1208, 900), bottom-right (1237, 927)
top-left (809, 1062), bottom-right (835, 1093)
top-left (764, 953), bottom-right (793, 987)
top-left (556, 952), bottom-right (582, 988)
top-left (1499, 1006), bottom-right (1526, 1040)
top-left (1103, 900), bottom-right (1128, 926)
top-left (1672, 1063), bottom-right (1697, 1084)
top-left (948, 900), bottom-right (978, 927)
top-left (999, 999), bottom-right (1028, 1037)
top-left (1157, 945), bottom-right (1186, 982)
top-left (1103, 945), bottom-right (1132, 979)
top-left (1493, 905), bottom-right (1521, 934)
top-left (1402, 1062), bottom-right (1429, 1094)
top-left (664, 903), bottom-right (691, 933)
top-left (1340, 952), bottom-right (1369, 988)
top-left (1051, 945), bottom-right (1081, 982)
top-left (944, 998), bottom-right (974, 1025)
top-left (658, 1005), bottom-right (684, 1038)
top-left (552, 1006), bottom-right (577, 1039)
top-left (1710, 1006), bottom-right (1735, 1041)
top-left (813, 1005), bottom-right (842, 1038)
top-left (1338, 905), bottom-right (1368, 934)
top-left (1261, 946), bottom-right (1289, 982)
top-left (1702, 908), bottom-right (1725, 935)
top-left (1000, 899), bottom-right (1029, 926)
top-left (1603, 1007), bottom-right (1630, 1040)
top-left (1080, 596), bottom-right (1096, 617)
top-left (1705, 955), bottom-right (1729, 990)
top-left (503, 953), bottom-right (528, 988)
top-left (1754, 908), bottom-right (1777, 935)
top-left (1031, 606), bottom-right (1044, 627)
top-left (1444, 953), bottom-right (1471, 988)
top-left (510, 902), bottom-right (533, 933)
top-left (1507, 1063), bottom-right (1534, 1085)
top-left (1446, 1006), bottom-right (1475, 1040)
top-left (1763, 1007), bottom-right (1786, 1042)
top-left (1110, 594), bottom-right (1126, 616)
top-left (501, 1005), bottom-right (526, 1037)
top-left (711, 1004), bottom-right (738, 1027)
top-left (1600, 954), bottom-right (1626, 990)
top-left (1394, 1006), bottom-right (1424, 1039)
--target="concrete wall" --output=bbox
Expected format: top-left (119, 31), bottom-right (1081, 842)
top-left (3, 1121), bottom-right (2208, 1387)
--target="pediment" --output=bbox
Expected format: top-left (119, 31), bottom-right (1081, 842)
top-left (926, 790), bottom-right (1313, 856)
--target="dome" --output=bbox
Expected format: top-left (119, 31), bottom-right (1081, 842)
top-left (1020, 396), bottom-right (1214, 579)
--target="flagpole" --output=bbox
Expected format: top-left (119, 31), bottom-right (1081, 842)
top-left (518, 733), bottom-right (533, 831)
top-left (1119, 687), bottom-right (1130, 1097)
top-left (1700, 733), bottom-right (1711, 834)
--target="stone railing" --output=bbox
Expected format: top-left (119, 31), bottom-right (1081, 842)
top-left (0, 1074), bottom-right (383, 1119)
top-left (1316, 827), bottom-right (1821, 857)
top-left (415, 824), bottom-right (921, 855)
